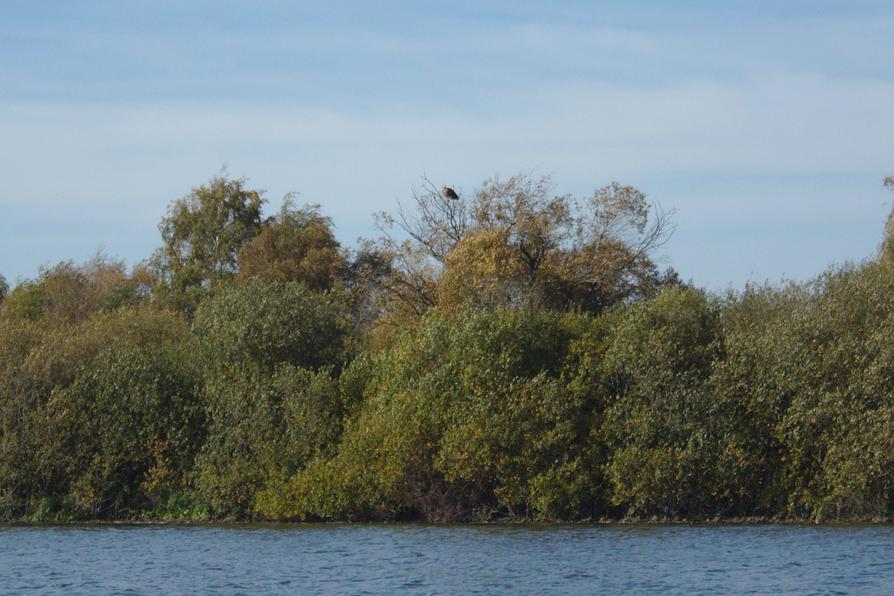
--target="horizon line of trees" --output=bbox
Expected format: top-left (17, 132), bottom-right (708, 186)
top-left (1, 173), bottom-right (893, 522)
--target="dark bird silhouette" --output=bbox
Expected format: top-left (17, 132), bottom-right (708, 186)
top-left (442, 186), bottom-right (459, 200)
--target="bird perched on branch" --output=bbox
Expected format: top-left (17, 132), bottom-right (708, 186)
top-left (442, 186), bottom-right (459, 200)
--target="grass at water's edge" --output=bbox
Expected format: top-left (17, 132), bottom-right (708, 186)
top-left (2, 510), bottom-right (893, 526)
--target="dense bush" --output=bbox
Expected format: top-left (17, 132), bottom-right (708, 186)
top-left (1, 257), bottom-right (143, 326)
top-left (54, 343), bottom-right (202, 517)
top-left (597, 288), bottom-right (748, 518)
top-left (196, 364), bottom-right (342, 517)
top-left (714, 262), bottom-right (894, 520)
top-left (3, 175), bottom-right (894, 522)
top-left (276, 308), bottom-right (605, 521)
top-left (0, 306), bottom-right (197, 519)
top-left (189, 279), bottom-right (349, 517)
top-left (192, 278), bottom-right (348, 372)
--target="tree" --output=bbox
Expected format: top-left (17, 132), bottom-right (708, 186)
top-left (54, 342), bottom-right (203, 517)
top-left (599, 287), bottom-right (736, 518)
top-left (0, 274), bottom-right (7, 306)
top-left (339, 241), bottom-right (395, 344)
top-left (191, 278), bottom-right (348, 372)
top-left (0, 305), bottom-right (195, 519)
top-left (883, 177), bottom-right (894, 262)
top-left (195, 364), bottom-right (342, 518)
top-left (236, 199), bottom-right (344, 291)
top-left (153, 175), bottom-right (265, 312)
top-left (282, 307), bottom-right (600, 521)
top-left (0, 255), bottom-right (142, 326)
top-left (190, 278), bottom-right (349, 517)
top-left (373, 174), bottom-right (674, 321)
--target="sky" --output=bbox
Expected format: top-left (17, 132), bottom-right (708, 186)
top-left (1, 0), bottom-right (893, 289)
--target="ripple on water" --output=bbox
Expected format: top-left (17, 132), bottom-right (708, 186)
top-left (1, 524), bottom-right (894, 593)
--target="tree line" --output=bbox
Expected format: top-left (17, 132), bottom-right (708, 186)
top-left (1, 173), bottom-right (893, 522)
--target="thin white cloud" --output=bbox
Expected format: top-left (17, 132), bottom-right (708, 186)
top-left (2, 4), bottom-right (892, 285)
top-left (2, 72), bottom-right (890, 209)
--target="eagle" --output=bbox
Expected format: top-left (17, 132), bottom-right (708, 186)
top-left (441, 186), bottom-right (459, 200)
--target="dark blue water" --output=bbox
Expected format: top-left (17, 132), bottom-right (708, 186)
top-left (1, 524), bottom-right (893, 594)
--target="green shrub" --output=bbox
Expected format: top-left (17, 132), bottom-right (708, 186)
top-left (56, 344), bottom-right (202, 516)
top-left (0, 306), bottom-right (196, 518)
top-left (192, 278), bottom-right (348, 372)
top-left (196, 364), bottom-right (342, 517)
top-left (284, 307), bottom-right (602, 521)
top-left (598, 287), bottom-right (749, 518)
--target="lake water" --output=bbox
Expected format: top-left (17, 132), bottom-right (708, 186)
top-left (1, 524), bottom-right (893, 594)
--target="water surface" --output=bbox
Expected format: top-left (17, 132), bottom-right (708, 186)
top-left (1, 524), bottom-right (892, 594)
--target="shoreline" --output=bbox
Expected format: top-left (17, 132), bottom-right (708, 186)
top-left (2, 516), bottom-right (893, 527)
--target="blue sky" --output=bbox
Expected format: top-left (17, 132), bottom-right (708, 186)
top-left (1, 1), bottom-right (893, 288)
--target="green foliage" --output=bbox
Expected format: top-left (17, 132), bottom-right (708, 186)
top-left (153, 175), bottom-right (265, 313)
top-left (4, 174), bottom-right (894, 523)
top-left (282, 308), bottom-right (604, 521)
top-left (187, 278), bottom-right (349, 518)
top-left (883, 177), bottom-right (894, 262)
top-left (196, 365), bottom-right (342, 517)
top-left (54, 343), bottom-right (202, 516)
top-left (0, 257), bottom-right (143, 326)
top-left (237, 200), bottom-right (344, 291)
top-left (0, 306), bottom-right (196, 518)
top-left (721, 262), bottom-right (894, 520)
top-left (1, 279), bottom-right (46, 322)
top-left (598, 288), bottom-right (749, 518)
top-left (191, 278), bottom-right (348, 372)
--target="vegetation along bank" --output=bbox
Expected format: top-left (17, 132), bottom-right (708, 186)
top-left (2, 174), bottom-right (894, 523)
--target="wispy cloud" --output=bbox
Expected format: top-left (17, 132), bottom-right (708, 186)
top-left (1, 2), bottom-right (892, 286)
